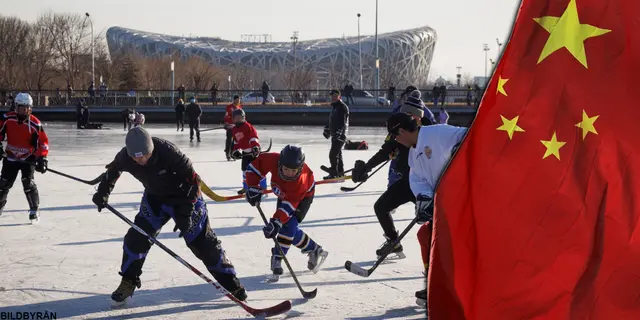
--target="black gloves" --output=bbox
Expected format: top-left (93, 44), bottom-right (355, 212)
top-left (245, 187), bottom-right (263, 206)
top-left (92, 191), bottom-right (109, 212)
top-left (231, 149), bottom-right (243, 160)
top-left (35, 157), bottom-right (48, 173)
top-left (323, 126), bottom-right (330, 139)
top-left (173, 203), bottom-right (194, 238)
top-left (415, 194), bottom-right (434, 225)
top-left (251, 146), bottom-right (261, 157)
top-left (351, 160), bottom-right (370, 183)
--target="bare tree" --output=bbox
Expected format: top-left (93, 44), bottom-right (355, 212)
top-left (22, 16), bottom-right (57, 91)
top-left (0, 16), bottom-right (31, 88)
top-left (183, 57), bottom-right (222, 90)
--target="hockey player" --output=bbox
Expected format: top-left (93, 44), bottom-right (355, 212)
top-left (229, 108), bottom-right (267, 195)
top-left (385, 112), bottom-right (467, 307)
top-left (321, 89), bottom-right (349, 179)
top-left (244, 145), bottom-right (329, 281)
top-left (133, 112), bottom-right (145, 128)
top-left (91, 127), bottom-right (247, 306)
top-left (223, 96), bottom-right (242, 160)
top-left (0, 93), bottom-right (49, 223)
top-left (351, 92), bottom-right (434, 259)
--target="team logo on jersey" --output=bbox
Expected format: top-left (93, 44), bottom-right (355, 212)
top-left (424, 146), bottom-right (432, 159)
top-left (235, 132), bottom-right (245, 140)
top-left (272, 184), bottom-right (286, 199)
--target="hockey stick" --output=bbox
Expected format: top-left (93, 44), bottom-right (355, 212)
top-left (241, 138), bottom-right (273, 156)
top-left (344, 215), bottom-right (420, 277)
top-left (103, 204), bottom-right (292, 317)
top-left (200, 126), bottom-right (226, 132)
top-left (340, 160), bottom-right (390, 192)
top-left (200, 175), bottom-right (352, 202)
top-left (256, 204), bottom-right (318, 299)
top-left (320, 165), bottom-right (353, 176)
top-left (48, 168), bottom-right (105, 185)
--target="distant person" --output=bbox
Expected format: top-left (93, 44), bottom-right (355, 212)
top-left (223, 95), bottom-right (242, 160)
top-left (438, 107), bottom-right (449, 124)
top-left (177, 84), bottom-right (186, 100)
top-left (121, 108), bottom-right (135, 131)
top-left (439, 85), bottom-right (447, 106)
top-left (76, 99), bottom-right (86, 129)
top-left (261, 81), bottom-right (270, 105)
top-left (186, 97), bottom-right (202, 142)
top-left (321, 89), bottom-right (349, 179)
top-left (343, 83), bottom-right (355, 106)
top-left (210, 83), bottom-right (218, 106)
top-left (175, 99), bottom-right (185, 131)
top-left (134, 112), bottom-right (145, 127)
top-left (387, 86), bottom-right (396, 104)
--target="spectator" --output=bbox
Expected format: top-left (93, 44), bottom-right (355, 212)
top-left (66, 84), bottom-right (74, 105)
top-left (186, 96), bottom-right (202, 142)
top-left (432, 86), bottom-right (439, 106)
top-left (175, 98), bottom-right (185, 132)
top-left (88, 81), bottom-right (96, 103)
top-left (210, 83), bottom-right (218, 105)
top-left (387, 86), bottom-right (396, 104)
top-left (466, 86), bottom-right (473, 106)
top-left (343, 83), bottom-right (355, 106)
top-left (99, 83), bottom-right (108, 105)
top-left (177, 84), bottom-right (186, 100)
top-left (439, 85), bottom-right (447, 106)
top-left (261, 81), bottom-right (270, 105)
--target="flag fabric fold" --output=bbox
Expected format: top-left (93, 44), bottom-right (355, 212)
top-left (429, 0), bottom-right (640, 319)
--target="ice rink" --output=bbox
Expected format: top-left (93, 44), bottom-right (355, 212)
top-left (0, 122), bottom-right (427, 319)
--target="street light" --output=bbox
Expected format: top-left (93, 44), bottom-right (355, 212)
top-left (374, 0), bottom-right (379, 93)
top-left (291, 31), bottom-right (299, 87)
top-left (483, 43), bottom-right (490, 84)
top-left (84, 13), bottom-right (94, 87)
top-left (357, 13), bottom-right (363, 89)
top-left (496, 38), bottom-right (503, 56)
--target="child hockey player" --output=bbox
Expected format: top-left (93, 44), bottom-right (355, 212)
top-left (244, 145), bottom-right (328, 281)
top-left (92, 127), bottom-right (247, 306)
top-left (133, 112), bottom-right (145, 128)
top-left (385, 112), bottom-right (466, 307)
top-left (0, 92), bottom-right (49, 223)
top-left (229, 108), bottom-right (266, 194)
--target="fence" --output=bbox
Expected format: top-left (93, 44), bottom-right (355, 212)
top-left (0, 88), bottom-right (482, 108)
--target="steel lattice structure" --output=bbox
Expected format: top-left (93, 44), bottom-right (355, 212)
top-left (106, 26), bottom-right (437, 88)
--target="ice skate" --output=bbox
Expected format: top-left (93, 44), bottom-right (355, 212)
top-left (415, 288), bottom-right (426, 307)
top-left (229, 286), bottom-right (247, 301)
top-left (29, 210), bottom-right (40, 224)
top-left (111, 277), bottom-right (141, 307)
top-left (266, 255), bottom-right (283, 283)
top-left (306, 246), bottom-right (328, 273)
top-left (376, 235), bottom-right (405, 260)
top-left (237, 188), bottom-right (246, 195)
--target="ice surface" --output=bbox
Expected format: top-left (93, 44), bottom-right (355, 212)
top-left (0, 123), bottom-right (427, 319)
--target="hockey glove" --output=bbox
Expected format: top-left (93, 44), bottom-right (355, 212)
top-left (263, 218), bottom-right (283, 239)
top-left (351, 160), bottom-right (369, 183)
top-left (35, 157), bottom-right (48, 174)
top-left (251, 146), bottom-right (261, 158)
top-left (245, 187), bottom-right (263, 206)
top-left (322, 126), bottom-right (330, 139)
top-left (92, 191), bottom-right (109, 212)
top-left (415, 194), bottom-right (434, 225)
top-left (231, 149), bottom-right (243, 160)
top-left (172, 209), bottom-right (193, 238)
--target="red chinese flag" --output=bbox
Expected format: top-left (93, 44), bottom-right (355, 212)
top-left (429, 0), bottom-right (640, 319)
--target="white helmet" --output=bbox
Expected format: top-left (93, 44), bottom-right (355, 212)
top-left (15, 93), bottom-right (33, 107)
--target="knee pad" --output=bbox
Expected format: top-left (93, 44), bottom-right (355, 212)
top-left (21, 177), bottom-right (36, 192)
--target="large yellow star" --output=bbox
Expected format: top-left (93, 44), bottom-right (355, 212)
top-left (496, 76), bottom-right (509, 96)
top-left (533, 0), bottom-right (611, 68)
top-left (541, 132), bottom-right (566, 160)
top-left (575, 110), bottom-right (599, 140)
top-left (497, 115), bottom-right (525, 140)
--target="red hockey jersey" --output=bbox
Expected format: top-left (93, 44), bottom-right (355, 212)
top-left (246, 152), bottom-right (315, 223)
top-left (231, 121), bottom-right (260, 153)
top-left (0, 112), bottom-right (49, 161)
top-left (224, 104), bottom-right (242, 125)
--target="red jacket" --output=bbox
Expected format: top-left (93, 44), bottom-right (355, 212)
top-left (224, 104), bottom-right (242, 125)
top-left (245, 153), bottom-right (315, 223)
top-left (231, 121), bottom-right (260, 152)
top-left (0, 112), bottom-right (49, 161)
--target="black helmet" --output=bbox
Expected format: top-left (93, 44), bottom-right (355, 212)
top-left (278, 145), bottom-right (305, 181)
top-left (232, 108), bottom-right (245, 119)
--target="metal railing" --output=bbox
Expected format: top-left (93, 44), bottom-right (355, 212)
top-left (0, 88), bottom-right (482, 108)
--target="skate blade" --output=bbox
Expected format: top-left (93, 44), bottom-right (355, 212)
top-left (378, 252), bottom-right (406, 261)
top-left (264, 274), bottom-right (280, 283)
top-left (416, 298), bottom-right (426, 308)
top-left (111, 298), bottom-right (129, 308)
top-left (30, 218), bottom-right (40, 225)
top-left (311, 251), bottom-right (329, 274)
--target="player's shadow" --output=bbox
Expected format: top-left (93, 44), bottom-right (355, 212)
top-left (345, 306), bottom-right (426, 319)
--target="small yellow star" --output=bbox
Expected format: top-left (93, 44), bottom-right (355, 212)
top-left (533, 0), bottom-right (611, 68)
top-left (496, 76), bottom-right (509, 96)
top-left (541, 132), bottom-right (566, 160)
top-left (575, 110), bottom-right (599, 140)
top-left (497, 115), bottom-right (525, 140)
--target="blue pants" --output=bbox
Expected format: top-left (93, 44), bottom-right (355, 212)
top-left (119, 193), bottom-right (242, 291)
top-left (272, 197), bottom-right (318, 258)
top-left (387, 158), bottom-right (402, 188)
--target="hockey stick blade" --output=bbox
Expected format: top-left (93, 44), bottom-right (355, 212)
top-left (103, 205), bottom-right (291, 318)
top-left (344, 261), bottom-right (371, 277)
top-left (339, 160), bottom-right (390, 192)
top-left (48, 168), bottom-right (105, 185)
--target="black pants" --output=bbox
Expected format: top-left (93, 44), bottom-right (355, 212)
top-left (123, 118), bottom-right (132, 131)
top-left (189, 119), bottom-right (200, 140)
top-left (329, 138), bottom-right (345, 175)
top-left (0, 159), bottom-right (39, 211)
top-left (176, 115), bottom-right (184, 130)
top-left (224, 129), bottom-right (233, 154)
top-left (119, 193), bottom-right (242, 292)
top-left (374, 178), bottom-right (415, 240)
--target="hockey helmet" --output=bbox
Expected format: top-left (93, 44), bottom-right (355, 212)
top-left (232, 108), bottom-right (246, 120)
top-left (15, 92), bottom-right (33, 121)
top-left (278, 145), bottom-right (305, 181)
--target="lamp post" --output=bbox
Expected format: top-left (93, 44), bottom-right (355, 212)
top-left (483, 43), bottom-right (490, 84)
top-left (84, 13), bottom-right (95, 87)
top-left (291, 31), bottom-right (299, 85)
top-left (357, 13), bottom-right (363, 90)
top-left (496, 38), bottom-right (503, 57)
top-left (170, 61), bottom-right (175, 105)
top-left (374, 0), bottom-right (379, 93)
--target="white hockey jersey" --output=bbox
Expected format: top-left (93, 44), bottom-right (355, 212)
top-left (409, 124), bottom-right (467, 198)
